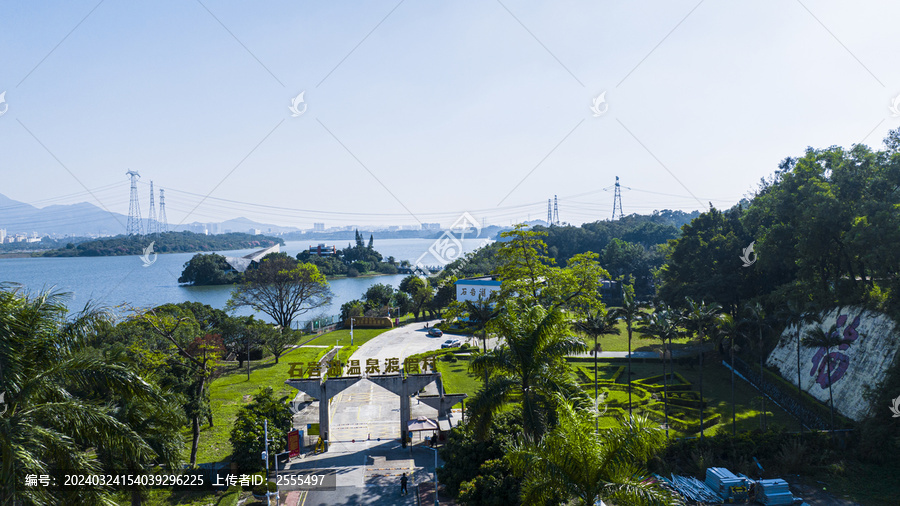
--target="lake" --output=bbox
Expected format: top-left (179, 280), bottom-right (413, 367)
top-left (0, 238), bottom-right (489, 325)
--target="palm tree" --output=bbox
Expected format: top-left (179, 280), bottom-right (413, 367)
top-left (744, 301), bottom-right (770, 430)
top-left (715, 313), bottom-right (742, 435)
top-left (610, 286), bottom-right (642, 420)
top-left (0, 288), bottom-right (174, 504)
top-left (465, 299), bottom-right (500, 385)
top-left (469, 303), bottom-right (588, 441)
top-left (801, 323), bottom-right (853, 436)
top-left (680, 299), bottom-right (722, 441)
top-left (637, 305), bottom-right (681, 438)
top-left (574, 310), bottom-right (621, 429)
top-left (507, 401), bottom-right (676, 506)
top-left (465, 299), bottom-right (500, 355)
top-left (777, 300), bottom-right (821, 433)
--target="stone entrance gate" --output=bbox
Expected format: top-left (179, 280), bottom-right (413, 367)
top-left (286, 372), bottom-right (466, 452)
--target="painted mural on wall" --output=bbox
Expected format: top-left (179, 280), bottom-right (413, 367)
top-left (767, 306), bottom-right (899, 421)
top-left (808, 313), bottom-right (861, 390)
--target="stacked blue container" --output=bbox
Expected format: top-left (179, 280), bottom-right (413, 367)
top-left (757, 478), bottom-right (794, 505)
top-left (704, 467), bottom-right (749, 503)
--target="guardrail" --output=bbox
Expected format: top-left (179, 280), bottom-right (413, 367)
top-left (724, 356), bottom-right (829, 431)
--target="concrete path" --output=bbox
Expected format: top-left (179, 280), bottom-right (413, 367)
top-left (281, 440), bottom-right (443, 506)
top-left (289, 319), bottom-right (466, 458)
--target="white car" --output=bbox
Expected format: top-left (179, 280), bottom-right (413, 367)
top-left (441, 338), bottom-right (463, 349)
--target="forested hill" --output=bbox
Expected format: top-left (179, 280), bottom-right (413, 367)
top-left (439, 210), bottom-right (700, 298)
top-left (39, 231), bottom-right (283, 257)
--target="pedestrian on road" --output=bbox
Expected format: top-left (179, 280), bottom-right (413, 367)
top-left (425, 322), bottom-right (429, 328)
top-left (400, 473), bottom-right (408, 495)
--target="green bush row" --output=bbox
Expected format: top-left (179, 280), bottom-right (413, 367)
top-left (642, 405), bottom-right (721, 433)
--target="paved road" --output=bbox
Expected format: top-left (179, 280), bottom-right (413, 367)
top-left (328, 319), bottom-right (464, 442)
top-left (282, 440), bottom-right (443, 505)
top-left (351, 319), bottom-right (459, 362)
top-left (288, 319), bottom-right (464, 505)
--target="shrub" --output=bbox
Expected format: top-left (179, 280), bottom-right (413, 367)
top-left (230, 387), bottom-right (293, 472)
top-left (252, 480), bottom-right (277, 496)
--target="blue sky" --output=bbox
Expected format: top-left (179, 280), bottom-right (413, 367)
top-left (2, 1), bottom-right (900, 229)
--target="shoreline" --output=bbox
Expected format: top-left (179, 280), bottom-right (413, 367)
top-left (179, 271), bottom-right (395, 287)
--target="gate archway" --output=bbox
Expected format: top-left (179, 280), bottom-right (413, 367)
top-left (286, 372), bottom-right (465, 452)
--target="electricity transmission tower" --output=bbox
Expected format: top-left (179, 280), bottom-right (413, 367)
top-left (547, 199), bottom-right (552, 226)
top-left (611, 176), bottom-right (624, 220)
top-left (147, 180), bottom-right (157, 235)
top-left (126, 170), bottom-right (143, 235)
top-left (158, 188), bottom-right (168, 233)
top-left (552, 195), bottom-right (560, 226)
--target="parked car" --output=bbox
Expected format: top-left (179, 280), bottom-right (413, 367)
top-left (427, 328), bottom-right (443, 337)
top-left (441, 338), bottom-right (462, 348)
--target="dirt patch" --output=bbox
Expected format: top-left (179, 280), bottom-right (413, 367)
top-left (788, 479), bottom-right (862, 505)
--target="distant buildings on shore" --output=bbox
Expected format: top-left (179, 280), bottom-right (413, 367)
top-left (0, 229), bottom-right (44, 244)
top-left (309, 244), bottom-right (338, 257)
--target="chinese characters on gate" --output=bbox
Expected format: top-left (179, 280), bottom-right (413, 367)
top-left (287, 355), bottom-right (438, 379)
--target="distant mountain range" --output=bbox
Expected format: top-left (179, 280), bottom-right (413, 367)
top-left (0, 193), bottom-right (299, 237)
top-left (0, 193), bottom-right (561, 239)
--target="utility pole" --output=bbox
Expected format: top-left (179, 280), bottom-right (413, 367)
top-left (159, 188), bottom-right (169, 232)
top-left (611, 176), bottom-right (624, 220)
top-left (147, 180), bottom-right (157, 235)
top-left (264, 419), bottom-right (280, 506)
top-left (426, 446), bottom-right (439, 505)
top-left (126, 170), bottom-right (143, 235)
top-left (552, 195), bottom-right (560, 226)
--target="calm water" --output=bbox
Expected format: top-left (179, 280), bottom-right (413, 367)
top-left (0, 238), bottom-right (488, 324)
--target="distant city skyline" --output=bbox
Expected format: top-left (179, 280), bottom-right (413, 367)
top-left (3, 1), bottom-right (900, 228)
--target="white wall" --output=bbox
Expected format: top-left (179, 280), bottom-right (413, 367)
top-left (767, 307), bottom-right (899, 421)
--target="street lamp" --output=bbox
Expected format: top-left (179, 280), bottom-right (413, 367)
top-left (425, 446), bottom-right (439, 505)
top-left (350, 317), bottom-right (355, 346)
top-left (263, 419), bottom-right (280, 506)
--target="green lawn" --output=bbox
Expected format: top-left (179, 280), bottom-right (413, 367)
top-left (577, 318), bottom-right (695, 352)
top-left (303, 327), bottom-right (391, 348)
top-left (437, 357), bottom-right (482, 397)
top-left (190, 346), bottom-right (330, 464)
top-left (581, 359), bottom-right (798, 435)
top-left (437, 353), bottom-right (799, 437)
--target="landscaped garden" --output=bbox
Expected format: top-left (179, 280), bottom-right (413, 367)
top-left (436, 352), bottom-right (799, 437)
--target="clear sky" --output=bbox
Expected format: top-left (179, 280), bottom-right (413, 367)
top-left (2, 1), bottom-right (899, 230)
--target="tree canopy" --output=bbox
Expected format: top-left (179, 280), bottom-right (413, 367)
top-left (227, 255), bottom-right (333, 328)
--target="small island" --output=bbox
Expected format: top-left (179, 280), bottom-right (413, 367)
top-left (38, 231), bottom-right (283, 257)
top-left (178, 230), bottom-right (400, 285)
